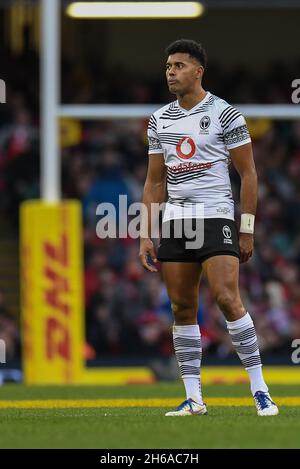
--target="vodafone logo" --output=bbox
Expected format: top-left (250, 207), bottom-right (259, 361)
top-left (176, 137), bottom-right (196, 160)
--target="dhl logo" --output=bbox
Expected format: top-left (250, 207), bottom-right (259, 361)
top-left (43, 233), bottom-right (72, 362)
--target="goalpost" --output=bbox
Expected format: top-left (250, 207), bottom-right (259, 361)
top-left (20, 0), bottom-right (300, 385)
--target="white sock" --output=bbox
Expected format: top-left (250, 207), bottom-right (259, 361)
top-left (226, 312), bottom-right (268, 395)
top-left (173, 324), bottom-right (203, 404)
top-left (247, 366), bottom-right (269, 395)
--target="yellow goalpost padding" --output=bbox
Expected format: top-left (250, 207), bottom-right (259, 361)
top-left (20, 200), bottom-right (154, 385)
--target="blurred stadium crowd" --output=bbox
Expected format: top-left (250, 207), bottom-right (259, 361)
top-left (0, 49), bottom-right (300, 371)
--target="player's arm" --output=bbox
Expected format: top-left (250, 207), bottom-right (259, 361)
top-left (139, 154), bottom-right (166, 272)
top-left (229, 142), bottom-right (258, 264)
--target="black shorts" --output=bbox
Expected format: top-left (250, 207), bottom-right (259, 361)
top-left (157, 218), bottom-right (240, 263)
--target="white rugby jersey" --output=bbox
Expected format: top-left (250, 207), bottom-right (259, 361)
top-left (147, 92), bottom-right (251, 221)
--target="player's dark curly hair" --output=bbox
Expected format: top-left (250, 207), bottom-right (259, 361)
top-left (165, 39), bottom-right (207, 69)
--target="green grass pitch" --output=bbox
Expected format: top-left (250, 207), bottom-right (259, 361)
top-left (0, 383), bottom-right (299, 448)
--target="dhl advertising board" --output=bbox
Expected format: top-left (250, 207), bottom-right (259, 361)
top-left (20, 201), bottom-right (85, 384)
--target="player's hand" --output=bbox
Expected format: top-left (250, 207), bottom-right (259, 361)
top-left (139, 238), bottom-right (158, 272)
top-left (239, 233), bottom-right (254, 263)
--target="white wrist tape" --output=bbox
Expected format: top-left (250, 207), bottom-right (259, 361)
top-left (240, 213), bottom-right (255, 234)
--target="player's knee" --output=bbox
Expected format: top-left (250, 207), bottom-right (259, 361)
top-left (215, 291), bottom-right (241, 314)
top-left (170, 299), bottom-right (197, 323)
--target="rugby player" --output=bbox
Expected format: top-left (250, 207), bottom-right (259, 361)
top-left (139, 39), bottom-right (278, 417)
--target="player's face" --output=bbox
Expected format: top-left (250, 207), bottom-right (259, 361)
top-left (166, 53), bottom-right (203, 95)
